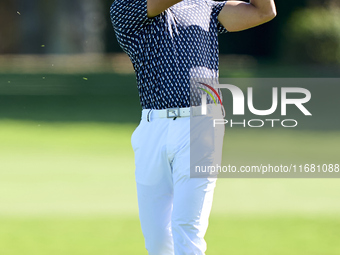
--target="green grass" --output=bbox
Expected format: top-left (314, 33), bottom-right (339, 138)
top-left (0, 217), bottom-right (145, 255)
top-left (0, 121), bottom-right (138, 216)
top-left (1, 64), bottom-right (340, 254)
top-left (1, 216), bottom-right (339, 255)
top-left (206, 216), bottom-right (340, 255)
top-left (1, 120), bottom-right (340, 254)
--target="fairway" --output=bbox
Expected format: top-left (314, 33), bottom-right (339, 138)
top-left (2, 0), bottom-right (340, 252)
top-left (0, 120), bottom-right (340, 254)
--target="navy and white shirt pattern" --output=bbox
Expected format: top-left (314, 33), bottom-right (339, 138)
top-left (110, 0), bottom-right (228, 109)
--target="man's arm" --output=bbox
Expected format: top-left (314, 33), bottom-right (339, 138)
top-left (218, 0), bottom-right (276, 32)
top-left (147, 0), bottom-right (182, 18)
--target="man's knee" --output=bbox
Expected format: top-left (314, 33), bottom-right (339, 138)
top-left (144, 229), bottom-right (174, 255)
top-left (171, 220), bottom-right (207, 255)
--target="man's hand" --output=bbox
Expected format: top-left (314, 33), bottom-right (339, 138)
top-left (218, 0), bottom-right (276, 32)
top-left (147, 0), bottom-right (182, 18)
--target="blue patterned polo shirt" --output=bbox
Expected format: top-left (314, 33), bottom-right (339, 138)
top-left (110, 0), bottom-right (228, 109)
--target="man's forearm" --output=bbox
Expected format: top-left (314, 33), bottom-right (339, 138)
top-left (249, 0), bottom-right (277, 20)
top-left (218, 0), bottom-right (276, 32)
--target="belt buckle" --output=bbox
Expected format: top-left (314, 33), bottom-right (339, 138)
top-left (167, 108), bottom-right (180, 118)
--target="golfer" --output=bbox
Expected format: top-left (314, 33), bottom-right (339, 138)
top-left (110, 0), bottom-right (276, 254)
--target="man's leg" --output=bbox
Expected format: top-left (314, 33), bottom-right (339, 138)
top-left (170, 137), bottom-right (218, 255)
top-left (132, 117), bottom-right (175, 254)
top-left (171, 173), bottom-right (216, 255)
top-left (136, 181), bottom-right (174, 254)
top-left (170, 106), bottom-right (225, 255)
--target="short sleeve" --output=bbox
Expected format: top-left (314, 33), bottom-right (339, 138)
top-left (209, 0), bottom-right (228, 34)
top-left (110, 0), bottom-right (152, 33)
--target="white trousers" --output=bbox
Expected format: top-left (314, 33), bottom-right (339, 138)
top-left (131, 105), bottom-right (225, 255)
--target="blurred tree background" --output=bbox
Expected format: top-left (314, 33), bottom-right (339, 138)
top-left (0, 0), bottom-right (339, 67)
top-left (0, 0), bottom-right (107, 54)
